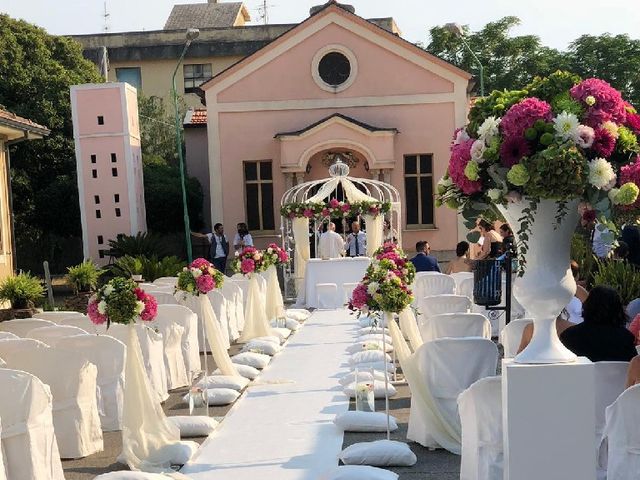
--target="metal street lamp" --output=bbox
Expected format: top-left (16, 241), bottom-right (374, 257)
top-left (171, 27), bottom-right (199, 263)
top-left (444, 22), bottom-right (484, 97)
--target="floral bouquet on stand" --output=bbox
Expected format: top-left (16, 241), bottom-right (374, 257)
top-left (88, 277), bottom-right (157, 327)
top-left (176, 257), bottom-right (224, 298)
top-left (263, 243), bottom-right (290, 267)
top-left (232, 246), bottom-right (267, 276)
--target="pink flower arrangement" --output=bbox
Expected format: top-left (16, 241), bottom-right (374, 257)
top-left (500, 97), bottom-right (553, 139)
top-left (176, 257), bottom-right (224, 295)
top-left (449, 139), bottom-right (482, 194)
top-left (88, 277), bottom-right (157, 326)
top-left (241, 258), bottom-right (255, 274)
top-left (263, 243), bottom-right (289, 267)
top-left (341, 203), bottom-right (351, 213)
top-left (303, 209), bottom-right (314, 218)
top-left (135, 288), bottom-right (158, 322)
top-left (329, 198), bottom-right (340, 208)
top-left (592, 127), bottom-right (616, 158)
top-left (87, 299), bottom-right (107, 325)
top-left (232, 246), bottom-right (266, 276)
top-left (350, 283), bottom-right (369, 310)
top-left (570, 78), bottom-right (627, 127)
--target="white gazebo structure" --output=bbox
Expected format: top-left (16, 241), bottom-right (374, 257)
top-left (280, 159), bottom-right (401, 302)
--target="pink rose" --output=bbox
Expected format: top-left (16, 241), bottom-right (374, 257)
top-left (322, 208), bottom-right (330, 217)
top-left (303, 208), bottom-right (314, 218)
top-left (140, 293), bottom-right (158, 321)
top-left (341, 203), bottom-right (351, 213)
top-left (241, 259), bottom-right (255, 274)
top-left (87, 299), bottom-right (107, 325)
top-left (329, 198), bottom-right (340, 208)
top-left (191, 258), bottom-right (211, 269)
top-left (195, 274), bottom-right (215, 294)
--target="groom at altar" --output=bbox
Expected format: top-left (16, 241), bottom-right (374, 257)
top-left (319, 222), bottom-right (345, 259)
top-left (345, 221), bottom-right (366, 257)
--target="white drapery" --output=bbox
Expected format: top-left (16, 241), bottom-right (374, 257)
top-left (399, 308), bottom-right (424, 352)
top-left (238, 274), bottom-right (273, 342)
top-left (178, 294), bottom-right (239, 377)
top-left (121, 324), bottom-right (181, 472)
top-left (292, 217), bottom-right (310, 301)
top-left (363, 214), bottom-right (383, 256)
top-left (264, 265), bottom-right (285, 320)
top-left (387, 313), bottom-right (462, 454)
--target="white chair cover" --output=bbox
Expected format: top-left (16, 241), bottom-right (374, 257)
top-left (0, 368), bottom-right (65, 480)
top-left (0, 332), bottom-right (18, 340)
top-left (419, 295), bottom-right (471, 319)
top-left (153, 277), bottom-right (178, 287)
top-left (154, 304), bottom-right (200, 382)
top-left (0, 338), bottom-right (49, 358)
top-left (498, 319), bottom-right (533, 359)
top-left (316, 283), bottom-right (339, 309)
top-left (450, 272), bottom-right (474, 294)
top-left (601, 384), bottom-right (640, 480)
top-left (398, 308), bottom-right (423, 352)
top-left (416, 273), bottom-right (456, 297)
top-left (150, 314), bottom-right (189, 390)
top-left (207, 290), bottom-right (231, 350)
top-left (147, 290), bottom-right (179, 305)
top-left (0, 318), bottom-right (56, 337)
top-left (458, 277), bottom-right (474, 300)
top-left (458, 376), bottom-right (503, 480)
top-left (26, 325), bottom-right (88, 345)
top-left (56, 315), bottom-right (97, 333)
top-left (2, 348), bottom-right (103, 458)
top-left (55, 334), bottom-right (126, 432)
top-left (33, 311), bottom-right (85, 322)
top-left (594, 362), bottom-right (629, 447)
top-left (408, 338), bottom-right (498, 450)
top-left (419, 313), bottom-right (491, 342)
top-left (238, 274), bottom-right (273, 342)
top-left (221, 280), bottom-right (243, 340)
top-left (229, 275), bottom-right (250, 310)
top-left (99, 324), bottom-right (169, 403)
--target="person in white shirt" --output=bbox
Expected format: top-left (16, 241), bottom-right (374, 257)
top-left (345, 221), bottom-right (366, 257)
top-left (208, 223), bottom-right (229, 272)
top-left (318, 222), bottom-right (344, 259)
top-left (233, 222), bottom-right (253, 252)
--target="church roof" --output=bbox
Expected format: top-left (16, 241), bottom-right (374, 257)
top-left (274, 113), bottom-right (398, 138)
top-left (164, 2), bottom-right (250, 30)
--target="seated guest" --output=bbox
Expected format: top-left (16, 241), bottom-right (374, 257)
top-left (345, 221), bottom-right (366, 257)
top-left (318, 222), bottom-right (344, 259)
top-left (446, 241), bottom-right (472, 274)
top-left (410, 241), bottom-right (440, 273)
top-left (560, 286), bottom-right (637, 362)
top-left (626, 355), bottom-right (640, 388)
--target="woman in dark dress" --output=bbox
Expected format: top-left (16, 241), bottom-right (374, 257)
top-left (560, 286), bottom-right (637, 362)
top-left (476, 219), bottom-right (503, 259)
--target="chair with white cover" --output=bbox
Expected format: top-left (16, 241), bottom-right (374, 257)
top-left (408, 337), bottom-right (498, 448)
top-left (0, 368), bottom-right (65, 480)
top-left (221, 280), bottom-right (243, 340)
top-left (0, 338), bottom-right (49, 359)
top-left (0, 318), bottom-right (56, 337)
top-left (56, 315), bottom-right (98, 333)
top-left (147, 290), bottom-right (179, 305)
top-left (26, 325), bottom-right (88, 346)
top-left (33, 311), bottom-right (85, 322)
top-left (229, 274), bottom-right (250, 309)
top-left (450, 272), bottom-right (474, 293)
top-left (2, 349), bottom-right (103, 458)
top-left (316, 283), bottom-right (339, 309)
top-left (458, 277), bottom-right (474, 300)
top-left (416, 273), bottom-right (456, 297)
top-left (0, 332), bottom-right (18, 340)
top-left (153, 304), bottom-right (200, 382)
top-left (150, 312), bottom-right (189, 390)
top-left (418, 295), bottom-right (471, 319)
top-left (458, 376), bottom-right (503, 480)
top-left (498, 319), bottom-right (533, 359)
top-left (342, 282), bottom-right (359, 305)
top-left (154, 277), bottom-right (178, 287)
top-left (419, 313), bottom-right (491, 342)
top-left (594, 362), bottom-right (628, 449)
top-left (207, 289), bottom-right (231, 350)
top-left (54, 334), bottom-right (126, 432)
top-left (600, 384), bottom-right (640, 480)
top-left (98, 323), bottom-right (169, 402)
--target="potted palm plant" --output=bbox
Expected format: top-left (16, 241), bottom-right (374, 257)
top-left (0, 272), bottom-right (46, 319)
top-left (64, 260), bottom-right (103, 312)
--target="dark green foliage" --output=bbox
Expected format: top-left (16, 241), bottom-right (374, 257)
top-left (523, 145), bottom-right (588, 199)
top-left (0, 272), bottom-right (45, 309)
top-left (65, 260), bottom-right (103, 294)
top-left (111, 255), bottom-right (185, 282)
top-left (108, 232), bottom-right (172, 258)
top-left (593, 259), bottom-right (640, 305)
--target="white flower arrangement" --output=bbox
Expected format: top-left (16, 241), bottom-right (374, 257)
top-left (367, 282), bottom-right (379, 295)
top-left (477, 116), bottom-right (501, 143)
top-left (553, 111), bottom-right (580, 142)
top-left (589, 158), bottom-right (617, 190)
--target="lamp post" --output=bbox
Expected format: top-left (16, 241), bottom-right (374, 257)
top-left (172, 27), bottom-right (199, 263)
top-left (444, 22), bottom-right (484, 97)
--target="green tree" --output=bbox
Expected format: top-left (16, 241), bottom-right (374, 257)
top-left (138, 95), bottom-right (186, 166)
top-left (0, 14), bottom-right (103, 272)
top-left (426, 16), bottom-right (567, 94)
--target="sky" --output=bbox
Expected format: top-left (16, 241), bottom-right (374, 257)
top-left (1, 0), bottom-right (639, 50)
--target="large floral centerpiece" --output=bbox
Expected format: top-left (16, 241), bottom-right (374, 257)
top-left (176, 258), bottom-right (224, 297)
top-left (349, 242), bottom-right (416, 315)
top-left (280, 199), bottom-right (392, 219)
top-left (436, 71), bottom-right (640, 363)
top-left (232, 246), bottom-right (268, 276)
top-left (88, 277), bottom-right (157, 326)
top-left (262, 243), bottom-right (290, 267)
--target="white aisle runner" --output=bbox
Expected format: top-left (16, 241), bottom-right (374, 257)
top-left (181, 309), bottom-right (355, 480)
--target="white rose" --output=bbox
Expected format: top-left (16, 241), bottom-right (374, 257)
top-left (367, 282), bottom-right (379, 295)
top-left (103, 285), bottom-right (114, 297)
top-left (267, 248), bottom-right (273, 253)
top-left (97, 300), bottom-right (107, 315)
top-left (470, 139), bottom-right (487, 163)
top-left (135, 301), bottom-right (145, 314)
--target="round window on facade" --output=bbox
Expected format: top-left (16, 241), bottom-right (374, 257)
top-left (318, 51), bottom-right (351, 87)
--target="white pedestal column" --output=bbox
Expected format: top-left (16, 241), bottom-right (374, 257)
top-left (502, 358), bottom-right (596, 480)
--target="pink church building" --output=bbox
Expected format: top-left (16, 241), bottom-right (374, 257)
top-left (71, 83), bottom-right (146, 265)
top-left (190, 1), bottom-right (471, 253)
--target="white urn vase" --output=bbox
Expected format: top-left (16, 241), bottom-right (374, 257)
top-left (497, 198), bottom-right (580, 364)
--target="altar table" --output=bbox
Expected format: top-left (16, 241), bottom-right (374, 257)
top-left (304, 257), bottom-right (370, 308)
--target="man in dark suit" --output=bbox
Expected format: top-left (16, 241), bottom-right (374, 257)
top-left (209, 223), bottom-right (229, 272)
top-left (410, 240), bottom-right (441, 272)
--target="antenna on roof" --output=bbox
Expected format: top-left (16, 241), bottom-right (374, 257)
top-left (256, 0), bottom-right (275, 25)
top-left (102, 1), bottom-right (111, 32)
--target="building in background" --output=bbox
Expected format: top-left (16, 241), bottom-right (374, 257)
top-left (0, 110), bottom-right (50, 280)
top-left (70, 83), bottom-right (146, 265)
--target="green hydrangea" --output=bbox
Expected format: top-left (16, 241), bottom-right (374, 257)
top-left (522, 144), bottom-right (588, 199)
top-left (615, 182), bottom-right (640, 205)
top-left (487, 188), bottom-right (504, 201)
top-left (550, 92), bottom-right (584, 117)
top-left (482, 139), bottom-right (500, 163)
top-left (464, 160), bottom-right (480, 181)
top-left (616, 126), bottom-right (639, 154)
top-left (506, 164), bottom-right (530, 186)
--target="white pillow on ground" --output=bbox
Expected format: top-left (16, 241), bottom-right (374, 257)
top-left (319, 465), bottom-right (399, 480)
top-left (182, 388), bottom-right (239, 406)
top-left (252, 335), bottom-right (281, 345)
top-left (285, 318), bottom-right (301, 331)
top-left (242, 339), bottom-right (282, 356)
top-left (233, 351), bottom-right (271, 369)
top-left (351, 361), bottom-right (395, 374)
top-left (339, 370), bottom-right (389, 387)
top-left (358, 317), bottom-right (376, 328)
top-left (347, 341), bottom-right (393, 354)
top-left (271, 327), bottom-right (291, 341)
top-left (169, 415), bottom-right (218, 437)
top-left (196, 375), bottom-right (249, 391)
top-left (350, 350), bottom-right (392, 365)
top-left (344, 381), bottom-right (397, 399)
top-left (286, 309), bottom-right (310, 321)
top-left (358, 327), bottom-right (390, 336)
top-left (152, 440), bottom-right (199, 465)
top-left (339, 440), bottom-right (417, 467)
top-left (215, 363), bottom-right (260, 379)
top-left (334, 411), bottom-right (398, 432)
top-left (358, 334), bottom-right (392, 345)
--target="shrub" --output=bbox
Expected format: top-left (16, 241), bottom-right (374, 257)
top-left (108, 232), bottom-right (171, 258)
top-left (593, 259), bottom-right (640, 306)
top-left (66, 260), bottom-right (103, 294)
top-left (112, 255), bottom-right (186, 282)
top-left (0, 272), bottom-right (46, 309)
top-left (571, 232), bottom-right (597, 287)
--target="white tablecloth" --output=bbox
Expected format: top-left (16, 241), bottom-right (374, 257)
top-left (304, 257), bottom-right (370, 308)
